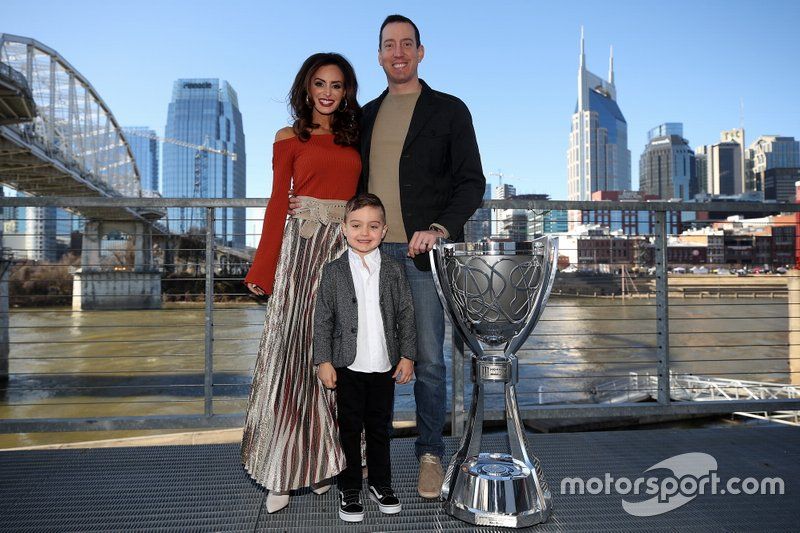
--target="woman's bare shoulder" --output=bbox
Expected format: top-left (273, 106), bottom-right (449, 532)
top-left (274, 127), bottom-right (295, 142)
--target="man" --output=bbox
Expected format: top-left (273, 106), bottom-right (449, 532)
top-left (359, 14), bottom-right (486, 499)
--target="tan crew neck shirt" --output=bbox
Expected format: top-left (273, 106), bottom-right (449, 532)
top-left (369, 91), bottom-right (420, 243)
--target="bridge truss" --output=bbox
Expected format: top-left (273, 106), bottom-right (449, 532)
top-left (0, 34), bottom-right (142, 220)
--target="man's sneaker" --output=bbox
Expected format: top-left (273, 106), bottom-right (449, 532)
top-left (338, 489), bottom-right (364, 522)
top-left (368, 485), bottom-right (401, 514)
top-left (418, 453), bottom-right (444, 499)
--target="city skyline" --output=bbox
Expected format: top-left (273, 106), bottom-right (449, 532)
top-left (2, 0), bottom-right (799, 203)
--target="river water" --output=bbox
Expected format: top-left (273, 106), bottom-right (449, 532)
top-left (0, 297), bottom-right (792, 447)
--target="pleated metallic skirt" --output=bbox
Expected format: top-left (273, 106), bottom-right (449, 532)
top-left (241, 215), bottom-right (346, 491)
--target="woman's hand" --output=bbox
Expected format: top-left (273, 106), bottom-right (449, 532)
top-left (318, 362), bottom-right (337, 389)
top-left (287, 189), bottom-right (301, 215)
top-left (246, 282), bottom-right (265, 296)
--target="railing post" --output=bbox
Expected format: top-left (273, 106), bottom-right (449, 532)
top-left (654, 210), bottom-right (671, 404)
top-left (204, 207), bottom-right (215, 417)
top-left (0, 251), bottom-right (9, 382)
top-left (451, 330), bottom-right (465, 437)
top-left (788, 270), bottom-right (800, 386)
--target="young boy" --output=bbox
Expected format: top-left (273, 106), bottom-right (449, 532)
top-left (314, 193), bottom-right (417, 523)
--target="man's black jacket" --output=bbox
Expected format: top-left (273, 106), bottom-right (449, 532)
top-left (359, 79), bottom-right (486, 270)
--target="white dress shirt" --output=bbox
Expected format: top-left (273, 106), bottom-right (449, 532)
top-left (347, 248), bottom-right (391, 373)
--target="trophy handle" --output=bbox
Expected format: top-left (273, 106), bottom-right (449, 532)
top-left (505, 236), bottom-right (559, 358)
top-left (429, 241), bottom-right (485, 359)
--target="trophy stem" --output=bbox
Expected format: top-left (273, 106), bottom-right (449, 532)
top-left (505, 381), bottom-right (532, 467)
top-left (442, 374), bottom-right (483, 500)
top-left (505, 381), bottom-right (552, 517)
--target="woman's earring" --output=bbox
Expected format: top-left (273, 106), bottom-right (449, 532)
top-left (305, 94), bottom-right (312, 107)
top-left (338, 98), bottom-right (348, 112)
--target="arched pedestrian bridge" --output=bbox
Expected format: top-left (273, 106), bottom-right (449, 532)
top-left (0, 35), bottom-right (254, 311)
top-left (0, 34), bottom-right (151, 221)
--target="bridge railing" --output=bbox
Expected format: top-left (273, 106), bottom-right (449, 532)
top-left (1, 196), bottom-right (800, 439)
top-left (0, 61), bottom-right (32, 98)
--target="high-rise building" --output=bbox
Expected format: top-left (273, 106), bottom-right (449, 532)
top-left (694, 147), bottom-right (708, 197)
top-left (163, 79), bottom-right (246, 248)
top-left (542, 210), bottom-right (569, 233)
top-left (696, 131), bottom-right (745, 196)
top-left (25, 206), bottom-right (57, 262)
top-left (750, 136), bottom-right (800, 201)
top-left (464, 184), bottom-right (492, 242)
top-left (639, 123), bottom-right (695, 200)
top-left (721, 128), bottom-right (750, 193)
top-left (567, 31), bottom-right (631, 201)
top-left (1, 188), bottom-right (60, 261)
top-left (493, 184), bottom-right (526, 240)
top-left (523, 194), bottom-right (566, 236)
top-left (123, 127), bottom-right (160, 193)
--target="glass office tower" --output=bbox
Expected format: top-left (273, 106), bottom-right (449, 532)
top-left (567, 32), bottom-right (631, 201)
top-left (464, 183), bottom-right (492, 242)
top-left (163, 79), bottom-right (246, 248)
top-left (751, 135), bottom-right (800, 201)
top-left (639, 123), bottom-right (696, 200)
top-left (123, 127), bottom-right (159, 194)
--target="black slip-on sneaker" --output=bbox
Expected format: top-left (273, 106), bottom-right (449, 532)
top-left (339, 489), bottom-right (364, 522)
top-left (368, 485), bottom-right (401, 514)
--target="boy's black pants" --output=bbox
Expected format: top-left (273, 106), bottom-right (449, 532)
top-left (336, 366), bottom-right (395, 491)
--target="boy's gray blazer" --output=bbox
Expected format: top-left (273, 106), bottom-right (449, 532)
top-left (313, 251), bottom-right (417, 368)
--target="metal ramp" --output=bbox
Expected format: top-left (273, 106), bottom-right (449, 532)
top-left (591, 372), bottom-right (800, 426)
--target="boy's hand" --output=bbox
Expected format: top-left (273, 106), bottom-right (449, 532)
top-left (392, 358), bottom-right (415, 385)
top-left (318, 362), bottom-right (337, 389)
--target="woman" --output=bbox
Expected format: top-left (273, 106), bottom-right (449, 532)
top-left (242, 53), bottom-right (362, 513)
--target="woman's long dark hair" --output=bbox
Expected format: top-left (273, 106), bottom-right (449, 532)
top-left (289, 53), bottom-right (361, 146)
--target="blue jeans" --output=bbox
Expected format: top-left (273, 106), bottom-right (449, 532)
top-left (381, 243), bottom-right (446, 460)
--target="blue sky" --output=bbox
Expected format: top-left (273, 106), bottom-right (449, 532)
top-left (4, 0), bottom-right (799, 202)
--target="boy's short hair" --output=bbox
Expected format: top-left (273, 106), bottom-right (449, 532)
top-left (345, 193), bottom-right (386, 223)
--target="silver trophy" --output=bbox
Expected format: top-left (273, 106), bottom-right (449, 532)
top-left (429, 237), bottom-right (558, 528)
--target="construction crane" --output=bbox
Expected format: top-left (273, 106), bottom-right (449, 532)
top-left (124, 129), bottom-right (238, 234)
top-left (489, 170), bottom-right (506, 187)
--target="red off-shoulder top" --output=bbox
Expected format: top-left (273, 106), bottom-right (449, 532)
top-left (245, 134), bottom-right (361, 294)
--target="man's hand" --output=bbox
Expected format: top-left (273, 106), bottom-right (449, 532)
top-left (246, 282), bottom-right (265, 296)
top-left (392, 357), bottom-right (415, 385)
top-left (318, 362), bottom-right (337, 389)
top-left (407, 229), bottom-right (443, 257)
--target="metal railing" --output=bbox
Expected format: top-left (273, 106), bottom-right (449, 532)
top-left (1, 196), bottom-right (800, 436)
top-left (0, 61), bottom-right (32, 98)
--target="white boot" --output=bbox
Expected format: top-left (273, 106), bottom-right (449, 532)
top-left (266, 491), bottom-right (290, 513)
top-left (311, 481), bottom-right (332, 495)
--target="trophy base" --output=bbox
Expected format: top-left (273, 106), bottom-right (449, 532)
top-left (445, 453), bottom-right (552, 528)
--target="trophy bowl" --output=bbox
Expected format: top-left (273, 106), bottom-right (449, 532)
top-left (430, 237), bottom-right (558, 528)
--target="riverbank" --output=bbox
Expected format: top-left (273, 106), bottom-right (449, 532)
top-left (554, 272), bottom-right (788, 298)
